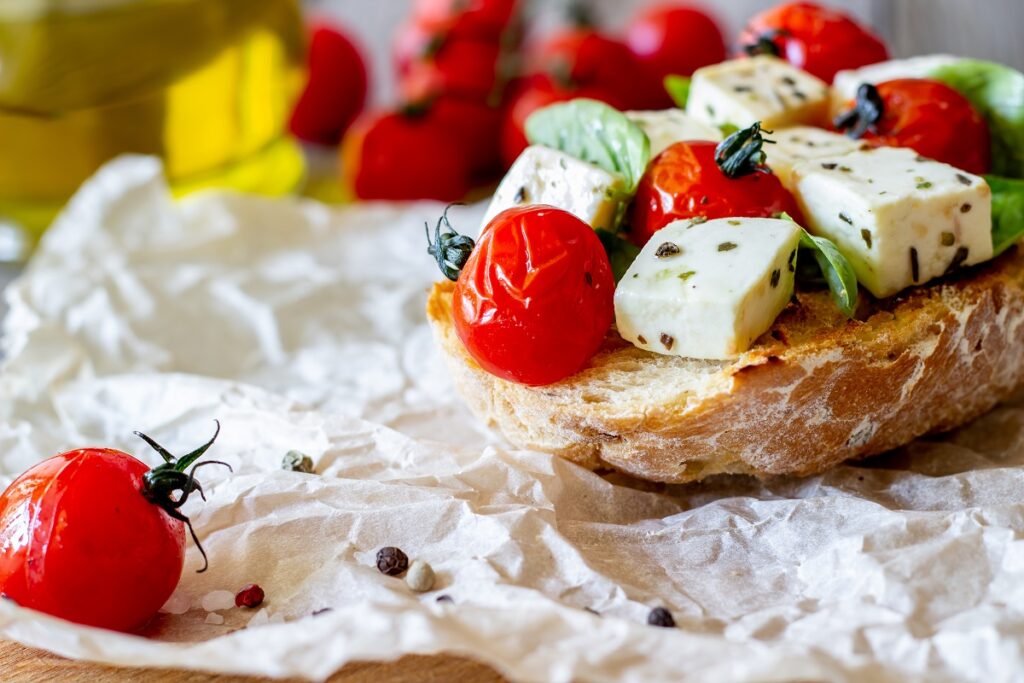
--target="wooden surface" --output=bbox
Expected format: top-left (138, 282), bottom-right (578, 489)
top-left (0, 640), bottom-right (507, 682)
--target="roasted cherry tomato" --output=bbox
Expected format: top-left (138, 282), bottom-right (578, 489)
top-left (625, 4), bottom-right (727, 96)
top-left (428, 206), bottom-right (615, 386)
top-left (739, 2), bottom-right (889, 83)
top-left (342, 109), bottom-right (475, 201)
top-left (288, 22), bottom-right (368, 146)
top-left (0, 425), bottom-right (225, 632)
top-left (430, 97), bottom-right (504, 178)
top-left (630, 125), bottom-right (802, 246)
top-left (399, 38), bottom-right (503, 103)
top-left (412, 0), bottom-right (519, 41)
top-left (499, 75), bottom-right (624, 169)
top-left (834, 79), bottom-right (991, 175)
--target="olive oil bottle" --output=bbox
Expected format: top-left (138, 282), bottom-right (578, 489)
top-left (0, 0), bottom-right (306, 258)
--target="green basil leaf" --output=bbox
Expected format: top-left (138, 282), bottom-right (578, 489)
top-left (596, 229), bottom-right (641, 283)
top-left (525, 98), bottom-right (651, 193)
top-left (664, 75), bottom-right (691, 109)
top-left (987, 175), bottom-right (1024, 255)
top-left (799, 230), bottom-right (859, 318)
top-left (929, 60), bottom-right (1024, 179)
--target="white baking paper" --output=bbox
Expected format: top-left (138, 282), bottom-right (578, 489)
top-left (1, 156), bottom-right (1024, 682)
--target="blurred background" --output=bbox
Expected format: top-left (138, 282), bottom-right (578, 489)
top-left (0, 0), bottom-right (1021, 262)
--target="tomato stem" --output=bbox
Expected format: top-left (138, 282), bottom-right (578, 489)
top-left (741, 29), bottom-right (786, 58)
top-left (426, 205), bottom-right (476, 282)
top-left (834, 83), bottom-right (885, 139)
top-left (137, 421), bottom-right (231, 573)
top-left (714, 122), bottom-right (775, 179)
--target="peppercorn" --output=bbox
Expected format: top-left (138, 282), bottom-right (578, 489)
top-left (235, 584), bottom-right (265, 609)
top-left (436, 595), bottom-right (453, 604)
top-left (405, 560), bottom-right (435, 592)
top-left (282, 450), bottom-right (315, 474)
top-left (376, 546), bottom-right (409, 576)
top-left (647, 607), bottom-right (675, 628)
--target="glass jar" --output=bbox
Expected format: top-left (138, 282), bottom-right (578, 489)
top-left (0, 0), bottom-right (307, 259)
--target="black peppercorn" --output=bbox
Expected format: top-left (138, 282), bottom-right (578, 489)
top-left (647, 606), bottom-right (676, 628)
top-left (376, 546), bottom-right (409, 576)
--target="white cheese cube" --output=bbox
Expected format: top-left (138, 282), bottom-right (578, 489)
top-left (482, 145), bottom-right (624, 231)
top-left (765, 126), bottom-right (866, 190)
top-left (791, 147), bottom-right (993, 298)
top-left (626, 109), bottom-right (723, 156)
top-left (615, 217), bottom-right (801, 360)
top-left (686, 56), bottom-right (831, 131)
top-left (832, 54), bottom-right (963, 108)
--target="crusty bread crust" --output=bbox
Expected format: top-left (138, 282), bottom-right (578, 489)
top-left (427, 247), bottom-right (1024, 483)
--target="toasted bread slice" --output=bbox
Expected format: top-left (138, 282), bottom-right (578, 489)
top-left (427, 247), bottom-right (1024, 483)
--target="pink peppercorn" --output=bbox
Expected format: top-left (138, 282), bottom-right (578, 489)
top-left (235, 583), bottom-right (265, 608)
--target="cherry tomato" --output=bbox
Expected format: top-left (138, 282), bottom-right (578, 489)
top-left (399, 38), bottom-right (502, 104)
top-left (530, 29), bottom-right (659, 110)
top-left (342, 109), bottom-right (475, 201)
top-left (630, 141), bottom-right (802, 247)
top-left (739, 2), bottom-right (889, 83)
top-left (394, 21), bottom-right (440, 79)
top-left (500, 75), bottom-right (625, 169)
top-left (412, 0), bottom-right (518, 41)
top-left (837, 79), bottom-right (991, 175)
top-left (625, 4), bottom-right (727, 98)
top-left (430, 97), bottom-right (504, 178)
top-left (0, 426), bottom-right (223, 632)
top-left (288, 22), bottom-right (368, 146)
top-left (449, 206), bottom-right (615, 386)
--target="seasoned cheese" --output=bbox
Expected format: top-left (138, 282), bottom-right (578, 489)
top-left (626, 109), bottom-right (723, 156)
top-left (686, 56), bottom-right (831, 131)
top-left (482, 145), bottom-right (625, 230)
top-left (791, 147), bottom-right (993, 298)
top-left (764, 126), bottom-right (866, 190)
top-left (615, 217), bottom-right (801, 360)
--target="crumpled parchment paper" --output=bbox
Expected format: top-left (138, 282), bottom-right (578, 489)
top-left (1, 156), bottom-right (1024, 683)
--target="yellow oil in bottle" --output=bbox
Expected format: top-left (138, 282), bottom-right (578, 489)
top-left (0, 0), bottom-right (307, 257)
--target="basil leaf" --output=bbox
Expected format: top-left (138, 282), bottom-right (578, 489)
top-left (664, 75), bottom-right (691, 109)
top-left (930, 60), bottom-right (1024, 179)
top-left (596, 229), bottom-right (641, 283)
top-left (799, 230), bottom-right (859, 318)
top-left (987, 175), bottom-right (1024, 255)
top-left (525, 99), bottom-right (651, 193)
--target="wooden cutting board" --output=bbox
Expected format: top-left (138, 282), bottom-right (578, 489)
top-left (0, 640), bottom-right (506, 682)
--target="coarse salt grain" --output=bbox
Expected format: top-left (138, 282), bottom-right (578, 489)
top-left (201, 590), bottom-right (236, 613)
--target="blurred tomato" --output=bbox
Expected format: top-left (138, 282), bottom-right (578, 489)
top-left (430, 98), bottom-right (504, 178)
top-left (412, 0), bottom-right (519, 41)
top-left (394, 21), bottom-right (441, 78)
top-left (499, 75), bottom-right (624, 169)
top-left (341, 109), bottom-right (475, 201)
top-left (739, 2), bottom-right (889, 83)
top-left (530, 29), bottom-right (660, 110)
top-left (399, 39), bottom-right (503, 103)
top-left (288, 22), bottom-right (368, 146)
top-left (625, 4), bottom-right (727, 102)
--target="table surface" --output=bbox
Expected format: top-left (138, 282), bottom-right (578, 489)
top-left (0, 640), bottom-right (507, 682)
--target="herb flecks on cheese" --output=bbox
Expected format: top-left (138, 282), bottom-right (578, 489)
top-left (792, 147), bottom-right (993, 298)
top-left (764, 127), bottom-right (866, 190)
top-left (686, 56), bottom-right (830, 131)
top-left (626, 109), bottom-right (723, 156)
top-left (482, 145), bottom-right (625, 231)
top-left (615, 217), bottom-right (802, 360)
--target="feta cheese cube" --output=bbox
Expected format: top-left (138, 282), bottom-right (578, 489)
top-left (765, 126), bottom-right (866, 190)
top-left (791, 147), bottom-right (993, 298)
top-left (626, 109), bottom-right (723, 156)
top-left (832, 54), bottom-right (963, 107)
top-left (686, 56), bottom-right (831, 131)
top-left (615, 217), bottom-right (801, 359)
top-left (482, 145), bottom-right (625, 231)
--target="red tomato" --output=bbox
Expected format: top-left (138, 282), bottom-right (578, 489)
top-left (431, 97), bottom-right (504, 178)
top-left (450, 206), bottom-right (615, 386)
top-left (837, 79), bottom-right (991, 175)
top-left (0, 426), bottom-right (224, 632)
top-left (625, 4), bottom-right (727, 94)
top-left (739, 2), bottom-right (889, 83)
top-left (530, 29), bottom-right (660, 110)
top-left (499, 75), bottom-right (624, 169)
top-left (394, 21), bottom-right (439, 79)
top-left (399, 38), bottom-right (502, 104)
top-left (631, 141), bottom-right (802, 247)
top-left (342, 109), bottom-right (475, 201)
top-left (288, 22), bottom-right (368, 146)
top-left (412, 0), bottom-right (519, 41)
